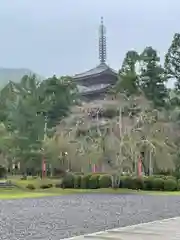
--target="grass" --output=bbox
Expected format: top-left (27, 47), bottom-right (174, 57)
top-left (0, 189), bottom-right (57, 199)
top-left (1, 176), bottom-right (180, 200)
top-left (1, 187), bottom-right (180, 200)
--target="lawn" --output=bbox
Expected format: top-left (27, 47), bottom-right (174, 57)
top-left (1, 176), bottom-right (180, 199)
top-left (1, 187), bottom-right (180, 200)
top-left (0, 189), bottom-right (58, 199)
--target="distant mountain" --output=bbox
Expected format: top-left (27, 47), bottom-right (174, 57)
top-left (0, 68), bottom-right (43, 87)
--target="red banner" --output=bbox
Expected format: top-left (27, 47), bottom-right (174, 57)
top-left (138, 157), bottom-right (142, 177)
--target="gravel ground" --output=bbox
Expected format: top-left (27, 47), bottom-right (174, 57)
top-left (1, 193), bottom-right (180, 240)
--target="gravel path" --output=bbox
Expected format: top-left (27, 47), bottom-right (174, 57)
top-left (1, 193), bottom-right (180, 240)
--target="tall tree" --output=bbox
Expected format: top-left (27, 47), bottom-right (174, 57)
top-left (42, 75), bottom-right (77, 128)
top-left (165, 33), bottom-right (180, 91)
top-left (115, 50), bottom-right (140, 97)
top-left (139, 47), bottom-right (168, 108)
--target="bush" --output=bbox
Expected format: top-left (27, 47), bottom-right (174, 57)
top-left (120, 176), bottom-right (134, 189)
top-left (0, 166), bottom-right (6, 178)
top-left (163, 179), bottom-right (177, 191)
top-left (151, 177), bottom-right (164, 191)
top-left (20, 176), bottom-right (27, 180)
top-left (177, 179), bottom-right (180, 190)
top-left (40, 183), bottom-right (53, 189)
top-left (55, 183), bottom-right (62, 188)
top-left (73, 175), bottom-right (82, 189)
top-left (26, 184), bottom-right (35, 190)
top-left (131, 177), bottom-right (144, 190)
top-left (143, 177), bottom-right (154, 190)
top-left (89, 174), bottom-right (100, 189)
top-left (99, 174), bottom-right (112, 188)
top-left (80, 174), bottom-right (92, 189)
top-left (62, 173), bottom-right (75, 188)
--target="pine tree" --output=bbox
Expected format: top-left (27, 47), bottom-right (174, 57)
top-left (115, 50), bottom-right (140, 97)
top-left (165, 33), bottom-right (180, 91)
top-left (139, 47), bottom-right (168, 108)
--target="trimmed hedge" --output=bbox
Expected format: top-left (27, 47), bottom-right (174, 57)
top-left (89, 175), bottom-right (100, 189)
top-left (164, 179), bottom-right (177, 191)
top-left (99, 174), bottom-right (112, 188)
top-left (59, 173), bottom-right (179, 191)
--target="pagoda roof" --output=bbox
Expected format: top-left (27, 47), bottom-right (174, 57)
top-left (73, 63), bottom-right (117, 80)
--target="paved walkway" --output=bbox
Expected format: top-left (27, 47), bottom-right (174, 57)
top-left (65, 217), bottom-right (180, 239)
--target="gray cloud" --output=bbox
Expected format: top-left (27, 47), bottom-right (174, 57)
top-left (0, 0), bottom-right (179, 85)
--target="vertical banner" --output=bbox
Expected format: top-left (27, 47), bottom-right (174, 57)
top-left (92, 164), bottom-right (98, 173)
top-left (138, 157), bottom-right (142, 177)
top-left (92, 164), bottom-right (96, 173)
top-left (42, 158), bottom-right (46, 178)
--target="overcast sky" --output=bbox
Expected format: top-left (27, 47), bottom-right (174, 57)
top-left (0, 0), bottom-right (179, 79)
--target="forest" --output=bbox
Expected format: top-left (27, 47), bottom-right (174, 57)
top-left (1, 32), bottom-right (180, 182)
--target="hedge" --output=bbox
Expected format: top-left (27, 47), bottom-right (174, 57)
top-left (59, 173), bottom-right (179, 191)
top-left (99, 174), bottom-right (112, 188)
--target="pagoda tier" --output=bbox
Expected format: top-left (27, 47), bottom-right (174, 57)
top-left (73, 63), bottom-right (118, 100)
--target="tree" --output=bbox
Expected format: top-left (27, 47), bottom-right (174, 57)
top-left (43, 75), bottom-right (77, 128)
top-left (0, 74), bottom-right (77, 174)
top-left (139, 47), bottom-right (168, 108)
top-left (115, 50), bottom-right (140, 97)
top-left (165, 33), bottom-right (180, 91)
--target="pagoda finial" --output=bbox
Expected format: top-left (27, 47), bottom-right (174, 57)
top-left (99, 16), bottom-right (106, 64)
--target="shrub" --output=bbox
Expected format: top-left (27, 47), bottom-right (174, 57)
top-left (40, 183), bottom-right (53, 189)
top-left (131, 177), bottom-right (144, 190)
top-left (55, 183), bottom-right (62, 188)
top-left (20, 175), bottom-right (27, 180)
top-left (80, 174), bottom-right (92, 189)
top-left (26, 184), bottom-right (35, 190)
top-left (120, 176), bottom-right (134, 189)
top-left (143, 176), bottom-right (155, 190)
top-left (73, 175), bottom-right (82, 189)
top-left (177, 179), bottom-right (180, 190)
top-left (89, 174), bottom-right (100, 189)
top-left (62, 173), bottom-right (75, 188)
top-left (99, 174), bottom-right (112, 188)
top-left (163, 175), bottom-right (176, 181)
top-left (164, 179), bottom-right (177, 191)
top-left (0, 166), bottom-right (6, 178)
top-left (151, 177), bottom-right (164, 191)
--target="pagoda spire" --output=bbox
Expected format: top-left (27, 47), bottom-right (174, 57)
top-left (99, 16), bottom-right (106, 64)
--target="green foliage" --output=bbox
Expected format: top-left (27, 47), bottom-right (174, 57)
top-left (151, 177), bottom-right (164, 191)
top-left (26, 184), bottom-right (35, 190)
top-left (40, 183), bottom-right (53, 189)
top-left (80, 174), bottom-right (92, 189)
top-left (120, 176), bottom-right (134, 189)
top-left (99, 174), bottom-right (112, 188)
top-left (163, 179), bottom-right (177, 191)
top-left (73, 175), bottom-right (82, 189)
top-left (0, 166), bottom-right (7, 178)
top-left (115, 50), bottom-right (140, 96)
top-left (165, 33), bottom-right (180, 90)
top-left (140, 47), bottom-right (168, 108)
top-left (177, 179), bottom-right (180, 190)
top-left (88, 174), bottom-right (100, 189)
top-left (143, 177), bottom-right (154, 190)
top-left (131, 177), bottom-right (145, 190)
top-left (62, 173), bottom-right (75, 188)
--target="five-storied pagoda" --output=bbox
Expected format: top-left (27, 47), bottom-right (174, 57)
top-left (73, 17), bottom-right (118, 101)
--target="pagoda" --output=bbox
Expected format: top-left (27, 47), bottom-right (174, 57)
top-left (73, 17), bottom-right (118, 101)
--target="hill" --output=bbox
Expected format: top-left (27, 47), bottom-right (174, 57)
top-left (0, 68), bottom-right (42, 87)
